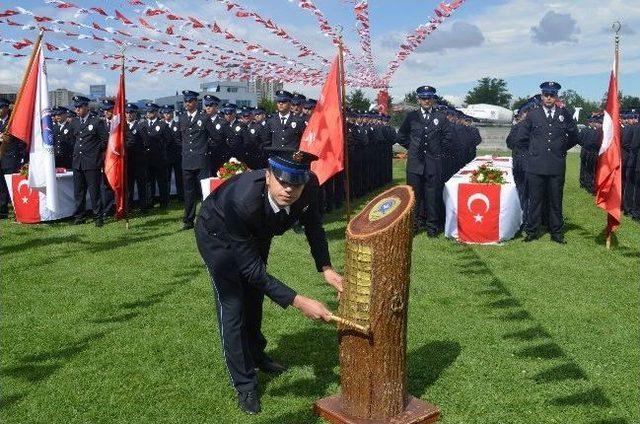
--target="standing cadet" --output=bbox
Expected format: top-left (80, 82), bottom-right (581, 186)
top-left (100, 99), bottom-right (116, 218)
top-left (162, 105), bottom-right (183, 201)
top-left (290, 93), bottom-right (306, 117)
top-left (398, 85), bottom-right (453, 236)
top-left (0, 98), bottom-right (27, 219)
top-left (202, 94), bottom-right (226, 174)
top-left (265, 90), bottom-right (306, 149)
top-left (179, 90), bottom-right (219, 230)
top-left (195, 147), bottom-right (343, 414)
top-left (140, 102), bottom-right (171, 210)
top-left (517, 82), bottom-right (579, 244)
top-left (124, 103), bottom-right (148, 212)
top-left (70, 95), bottom-right (109, 227)
top-left (507, 102), bottom-right (533, 229)
top-left (52, 106), bottom-right (74, 169)
top-left (246, 108), bottom-right (269, 169)
top-left (221, 103), bottom-right (249, 164)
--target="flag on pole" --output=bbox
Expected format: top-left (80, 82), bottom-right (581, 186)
top-left (104, 71), bottom-right (126, 219)
top-left (7, 37), bottom-right (58, 212)
top-left (594, 62), bottom-right (622, 236)
top-left (299, 55), bottom-right (344, 185)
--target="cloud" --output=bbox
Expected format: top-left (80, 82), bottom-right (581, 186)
top-left (417, 22), bottom-right (485, 53)
top-left (530, 11), bottom-right (581, 44)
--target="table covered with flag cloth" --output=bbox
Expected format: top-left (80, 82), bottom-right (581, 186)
top-left (5, 170), bottom-right (75, 224)
top-left (443, 155), bottom-right (522, 244)
top-left (200, 177), bottom-right (226, 200)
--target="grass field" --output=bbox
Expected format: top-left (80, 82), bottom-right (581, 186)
top-left (1, 153), bottom-right (639, 424)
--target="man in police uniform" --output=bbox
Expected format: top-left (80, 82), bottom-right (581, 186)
top-left (202, 94), bottom-right (226, 173)
top-left (290, 93), bottom-right (306, 117)
top-left (179, 90), bottom-right (220, 230)
top-left (162, 105), bottom-right (183, 201)
top-left (517, 82), bottom-right (579, 243)
top-left (140, 102), bottom-right (172, 209)
top-left (221, 103), bottom-right (250, 164)
top-left (124, 103), bottom-right (148, 212)
top-left (195, 147), bottom-right (343, 414)
top-left (52, 106), bottom-right (74, 169)
top-left (265, 90), bottom-right (306, 149)
top-left (398, 85), bottom-right (452, 236)
top-left (70, 95), bottom-right (109, 226)
top-left (0, 98), bottom-right (27, 219)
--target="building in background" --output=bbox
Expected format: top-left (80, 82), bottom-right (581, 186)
top-left (49, 88), bottom-right (83, 108)
top-left (89, 84), bottom-right (107, 101)
top-left (155, 80), bottom-right (261, 110)
top-left (249, 77), bottom-right (283, 103)
top-left (0, 84), bottom-right (18, 103)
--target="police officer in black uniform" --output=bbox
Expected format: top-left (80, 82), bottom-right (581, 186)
top-left (195, 147), bottom-right (343, 414)
top-left (265, 90), bottom-right (306, 149)
top-left (202, 94), bottom-right (226, 173)
top-left (221, 103), bottom-right (250, 164)
top-left (70, 95), bottom-right (109, 226)
top-left (52, 106), bottom-right (74, 169)
top-left (246, 108), bottom-right (269, 169)
top-left (517, 82), bottom-right (579, 244)
top-left (179, 90), bottom-right (220, 230)
top-left (124, 103), bottom-right (148, 212)
top-left (0, 98), bottom-right (27, 219)
top-left (162, 105), bottom-right (183, 201)
top-left (140, 102), bottom-right (171, 209)
top-left (398, 85), bottom-right (453, 236)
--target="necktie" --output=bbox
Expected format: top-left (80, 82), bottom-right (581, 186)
top-left (281, 116), bottom-right (286, 126)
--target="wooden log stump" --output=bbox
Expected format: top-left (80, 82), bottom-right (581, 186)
top-left (315, 185), bottom-right (439, 423)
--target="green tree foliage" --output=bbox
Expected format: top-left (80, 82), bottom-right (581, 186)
top-left (464, 77), bottom-right (512, 108)
top-left (620, 94), bottom-right (640, 110)
top-left (561, 89), bottom-right (599, 124)
top-left (403, 92), bottom-right (418, 106)
top-left (512, 96), bottom-right (530, 111)
top-left (258, 97), bottom-right (276, 114)
top-left (346, 89), bottom-right (371, 111)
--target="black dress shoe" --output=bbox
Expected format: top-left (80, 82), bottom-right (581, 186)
top-left (95, 218), bottom-right (104, 228)
top-left (256, 357), bottom-right (287, 374)
top-left (551, 235), bottom-right (566, 244)
top-left (523, 233), bottom-right (538, 242)
top-left (73, 218), bottom-right (85, 225)
top-left (236, 390), bottom-right (261, 414)
top-left (182, 222), bottom-right (194, 230)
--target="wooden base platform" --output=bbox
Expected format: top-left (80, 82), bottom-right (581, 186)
top-left (314, 395), bottom-right (439, 424)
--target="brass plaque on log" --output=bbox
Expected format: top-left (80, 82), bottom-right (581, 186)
top-left (339, 243), bottom-right (373, 327)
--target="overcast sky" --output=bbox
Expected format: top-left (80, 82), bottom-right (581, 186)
top-left (1, 0), bottom-right (638, 106)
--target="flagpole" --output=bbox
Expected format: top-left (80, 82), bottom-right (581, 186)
top-left (120, 48), bottom-right (130, 230)
top-left (337, 27), bottom-right (351, 222)
top-left (606, 21), bottom-right (621, 250)
top-left (0, 30), bottom-right (44, 158)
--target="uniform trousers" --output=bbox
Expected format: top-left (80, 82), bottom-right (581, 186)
top-left (182, 168), bottom-right (210, 224)
top-left (407, 158), bottom-right (442, 233)
top-left (195, 219), bottom-right (266, 392)
top-left (526, 172), bottom-right (564, 237)
top-left (73, 168), bottom-right (102, 220)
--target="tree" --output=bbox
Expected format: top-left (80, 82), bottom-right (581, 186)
top-left (346, 89), bottom-right (371, 111)
top-left (621, 94), bottom-right (640, 110)
top-left (560, 89), bottom-right (599, 124)
top-left (464, 77), bottom-right (512, 108)
top-left (403, 92), bottom-right (418, 106)
top-left (258, 97), bottom-right (276, 114)
top-left (512, 96), bottom-right (530, 111)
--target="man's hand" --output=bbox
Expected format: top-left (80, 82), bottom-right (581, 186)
top-left (322, 266), bottom-right (344, 295)
top-left (292, 295), bottom-right (332, 322)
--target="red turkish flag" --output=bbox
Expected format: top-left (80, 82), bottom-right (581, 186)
top-left (595, 65), bottom-right (622, 236)
top-left (458, 183), bottom-right (501, 243)
top-left (104, 72), bottom-right (126, 219)
top-left (299, 55), bottom-right (343, 185)
top-left (11, 174), bottom-right (40, 223)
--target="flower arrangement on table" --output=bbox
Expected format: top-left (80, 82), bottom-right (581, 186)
top-left (470, 162), bottom-right (507, 185)
top-left (216, 157), bottom-right (249, 180)
top-left (19, 164), bottom-right (29, 177)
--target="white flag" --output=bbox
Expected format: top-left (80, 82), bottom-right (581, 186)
top-left (27, 46), bottom-right (58, 212)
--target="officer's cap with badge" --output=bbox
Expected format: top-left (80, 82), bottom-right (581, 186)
top-left (416, 85), bottom-right (437, 99)
top-left (275, 90), bottom-right (292, 103)
top-left (203, 94), bottom-right (220, 107)
top-left (72, 95), bottom-right (90, 108)
top-left (101, 99), bottom-right (114, 111)
top-left (182, 90), bottom-right (200, 102)
top-left (303, 99), bottom-right (317, 109)
top-left (291, 93), bottom-right (307, 105)
top-left (160, 104), bottom-right (174, 114)
top-left (145, 102), bottom-right (160, 112)
top-left (52, 106), bottom-right (69, 116)
top-left (254, 108), bottom-right (266, 115)
top-left (125, 103), bottom-right (139, 113)
top-left (265, 147), bottom-right (319, 186)
top-left (221, 102), bottom-right (237, 114)
top-left (540, 81), bottom-right (561, 96)
top-left (240, 107), bottom-right (253, 117)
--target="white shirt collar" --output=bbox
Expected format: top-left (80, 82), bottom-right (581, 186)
top-left (267, 191), bottom-right (290, 214)
top-left (279, 113), bottom-right (290, 121)
top-left (188, 110), bottom-right (197, 120)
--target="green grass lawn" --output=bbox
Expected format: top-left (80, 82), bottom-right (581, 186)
top-left (2, 153), bottom-right (638, 424)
